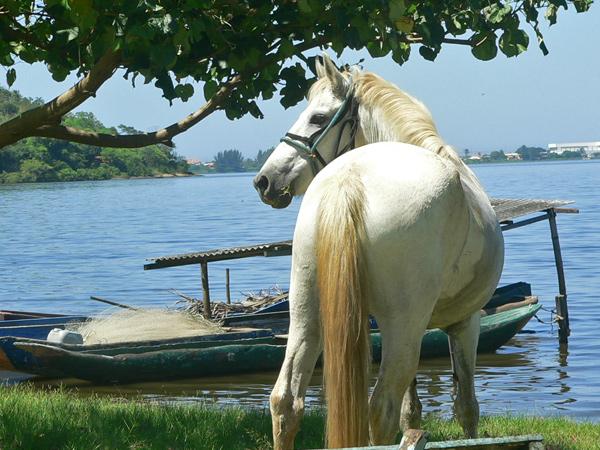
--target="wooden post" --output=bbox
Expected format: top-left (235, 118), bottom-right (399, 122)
top-left (226, 268), bottom-right (231, 305)
top-left (200, 261), bottom-right (211, 320)
top-left (548, 209), bottom-right (570, 343)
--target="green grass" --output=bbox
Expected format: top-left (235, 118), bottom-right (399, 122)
top-left (0, 385), bottom-right (599, 449)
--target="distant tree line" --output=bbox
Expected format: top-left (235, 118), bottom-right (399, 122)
top-left (464, 144), bottom-right (588, 164)
top-left (194, 147), bottom-right (275, 173)
top-left (0, 88), bottom-right (189, 184)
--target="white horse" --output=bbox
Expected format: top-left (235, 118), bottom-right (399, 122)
top-left (254, 55), bottom-right (504, 449)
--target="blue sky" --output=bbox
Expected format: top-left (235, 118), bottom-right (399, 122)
top-left (2, 6), bottom-right (598, 161)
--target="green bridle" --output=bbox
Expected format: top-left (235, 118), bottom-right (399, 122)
top-left (280, 84), bottom-right (359, 175)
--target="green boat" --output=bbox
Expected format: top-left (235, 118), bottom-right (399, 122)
top-left (0, 301), bottom-right (540, 384)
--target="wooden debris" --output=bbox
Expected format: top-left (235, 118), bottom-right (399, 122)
top-left (172, 287), bottom-right (288, 321)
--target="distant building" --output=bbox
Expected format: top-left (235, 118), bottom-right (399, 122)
top-left (186, 158), bottom-right (202, 166)
top-left (548, 141), bottom-right (600, 158)
top-left (505, 152), bottom-right (522, 160)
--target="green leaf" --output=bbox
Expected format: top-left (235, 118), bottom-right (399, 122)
top-left (248, 101), bottom-right (264, 119)
top-left (545, 4), bottom-right (558, 25)
top-left (418, 46), bottom-right (437, 61)
top-left (0, 53), bottom-right (14, 66)
top-left (391, 42), bottom-right (411, 65)
top-left (175, 83), bottom-right (194, 101)
top-left (298, 0), bottom-right (311, 13)
top-left (483, 4), bottom-right (512, 24)
top-left (203, 80), bottom-right (218, 100)
top-left (573, 0), bottom-right (593, 12)
top-left (57, 27), bottom-right (79, 42)
top-left (394, 17), bottom-right (414, 33)
top-left (499, 29), bottom-right (529, 57)
top-left (6, 68), bottom-right (16, 87)
top-left (471, 32), bottom-right (498, 61)
top-left (388, 0), bottom-right (406, 20)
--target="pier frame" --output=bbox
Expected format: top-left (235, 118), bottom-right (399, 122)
top-left (144, 198), bottom-right (578, 344)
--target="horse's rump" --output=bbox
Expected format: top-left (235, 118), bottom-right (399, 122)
top-left (312, 143), bottom-right (472, 447)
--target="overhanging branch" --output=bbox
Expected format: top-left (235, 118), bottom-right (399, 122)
top-left (31, 76), bottom-right (242, 148)
top-left (0, 49), bottom-right (122, 148)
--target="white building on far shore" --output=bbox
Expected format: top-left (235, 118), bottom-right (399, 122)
top-left (548, 141), bottom-right (600, 158)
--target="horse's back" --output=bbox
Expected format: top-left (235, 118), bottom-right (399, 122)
top-left (305, 142), bottom-right (467, 234)
top-left (299, 142), bottom-right (502, 326)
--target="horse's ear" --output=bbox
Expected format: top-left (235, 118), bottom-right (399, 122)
top-left (315, 55), bottom-right (327, 79)
top-left (319, 54), bottom-right (347, 97)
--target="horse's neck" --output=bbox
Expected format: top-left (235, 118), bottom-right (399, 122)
top-left (358, 103), bottom-right (484, 195)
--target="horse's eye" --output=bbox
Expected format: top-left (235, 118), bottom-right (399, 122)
top-left (309, 114), bottom-right (329, 126)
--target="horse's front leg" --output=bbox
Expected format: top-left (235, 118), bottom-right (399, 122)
top-left (270, 265), bottom-right (321, 450)
top-left (446, 311), bottom-right (480, 438)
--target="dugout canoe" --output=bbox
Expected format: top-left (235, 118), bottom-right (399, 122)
top-left (0, 310), bottom-right (87, 340)
top-left (0, 302), bottom-right (540, 384)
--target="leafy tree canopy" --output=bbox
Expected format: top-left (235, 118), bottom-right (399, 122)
top-left (0, 86), bottom-right (188, 183)
top-left (0, 0), bottom-right (592, 150)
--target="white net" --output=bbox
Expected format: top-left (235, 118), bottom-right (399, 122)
top-left (70, 309), bottom-right (224, 345)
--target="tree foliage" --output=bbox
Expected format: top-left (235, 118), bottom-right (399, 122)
top-left (0, 0), bottom-right (593, 150)
top-left (516, 144), bottom-right (547, 160)
top-left (0, 87), bottom-right (188, 183)
top-left (213, 149), bottom-right (245, 173)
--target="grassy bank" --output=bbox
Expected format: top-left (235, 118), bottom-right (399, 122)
top-left (0, 386), bottom-right (598, 449)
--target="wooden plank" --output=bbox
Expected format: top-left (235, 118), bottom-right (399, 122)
top-left (316, 434), bottom-right (543, 450)
top-left (400, 429), bottom-right (429, 450)
top-left (425, 434), bottom-right (544, 449)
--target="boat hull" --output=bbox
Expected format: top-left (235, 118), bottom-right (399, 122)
top-left (0, 304), bottom-right (540, 384)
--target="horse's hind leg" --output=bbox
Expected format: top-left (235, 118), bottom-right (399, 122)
top-left (270, 256), bottom-right (321, 450)
top-left (446, 311), bottom-right (481, 438)
top-left (270, 317), bottom-right (321, 450)
top-left (400, 377), bottom-right (422, 431)
top-left (369, 321), bottom-right (425, 445)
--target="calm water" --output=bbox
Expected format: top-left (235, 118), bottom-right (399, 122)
top-left (1, 161), bottom-right (599, 420)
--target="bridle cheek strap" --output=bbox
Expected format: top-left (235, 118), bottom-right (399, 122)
top-left (280, 84), bottom-right (359, 175)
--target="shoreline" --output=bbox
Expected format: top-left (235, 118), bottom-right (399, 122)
top-left (0, 171), bottom-right (199, 186)
top-left (1, 386), bottom-right (598, 449)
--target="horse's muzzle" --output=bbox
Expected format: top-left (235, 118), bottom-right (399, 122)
top-left (253, 174), bottom-right (292, 209)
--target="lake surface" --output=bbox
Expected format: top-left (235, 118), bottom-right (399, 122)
top-left (1, 160), bottom-right (599, 420)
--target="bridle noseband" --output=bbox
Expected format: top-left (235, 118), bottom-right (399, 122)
top-left (280, 83), bottom-right (359, 175)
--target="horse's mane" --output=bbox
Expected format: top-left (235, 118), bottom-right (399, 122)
top-left (308, 71), bottom-right (472, 180)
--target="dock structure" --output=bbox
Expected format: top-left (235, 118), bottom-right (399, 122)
top-left (144, 198), bottom-right (577, 342)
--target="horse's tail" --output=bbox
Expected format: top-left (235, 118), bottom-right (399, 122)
top-left (317, 170), bottom-right (371, 448)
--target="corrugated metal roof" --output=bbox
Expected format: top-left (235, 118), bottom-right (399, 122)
top-left (491, 198), bottom-right (574, 222)
top-left (144, 240), bottom-right (293, 269)
top-left (145, 198), bottom-right (576, 270)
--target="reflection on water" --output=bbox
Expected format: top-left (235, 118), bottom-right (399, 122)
top-left (2, 161), bottom-right (600, 420)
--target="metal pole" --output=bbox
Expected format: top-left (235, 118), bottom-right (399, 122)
top-left (201, 262), bottom-right (211, 320)
top-left (548, 209), bottom-right (570, 343)
top-left (226, 268), bottom-right (231, 305)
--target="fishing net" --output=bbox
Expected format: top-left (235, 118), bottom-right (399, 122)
top-left (69, 309), bottom-right (224, 345)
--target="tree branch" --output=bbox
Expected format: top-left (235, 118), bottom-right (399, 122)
top-left (14, 37), bottom-right (327, 150)
top-left (30, 76), bottom-right (242, 148)
top-left (0, 49), bottom-right (122, 148)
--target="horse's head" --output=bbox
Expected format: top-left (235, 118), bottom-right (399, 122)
top-left (254, 55), bottom-right (359, 208)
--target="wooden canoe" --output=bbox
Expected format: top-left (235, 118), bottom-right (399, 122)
top-left (0, 302), bottom-right (540, 383)
top-left (0, 310), bottom-right (87, 340)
